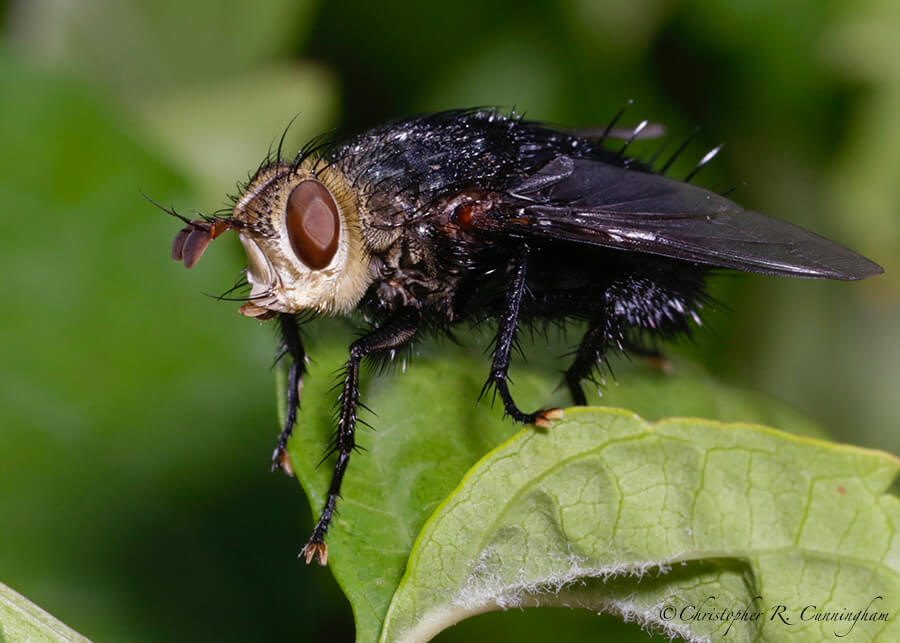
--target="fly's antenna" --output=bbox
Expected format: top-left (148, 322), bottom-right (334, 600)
top-left (600, 99), bottom-right (634, 143)
top-left (146, 189), bottom-right (244, 269)
top-left (685, 144), bottom-right (723, 183)
top-left (617, 120), bottom-right (648, 159)
top-left (659, 127), bottom-right (700, 176)
top-left (141, 190), bottom-right (207, 226)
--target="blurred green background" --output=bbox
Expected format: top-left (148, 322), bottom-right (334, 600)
top-left (1, 0), bottom-right (898, 640)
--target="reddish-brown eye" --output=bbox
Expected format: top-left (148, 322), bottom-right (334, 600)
top-left (285, 180), bottom-right (340, 270)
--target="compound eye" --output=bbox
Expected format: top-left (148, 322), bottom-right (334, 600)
top-left (285, 180), bottom-right (340, 270)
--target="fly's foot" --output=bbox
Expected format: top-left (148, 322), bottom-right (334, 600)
top-left (623, 341), bottom-right (674, 375)
top-left (646, 355), bottom-right (674, 375)
top-left (508, 406), bottom-right (564, 428)
top-left (533, 407), bottom-right (564, 428)
top-left (271, 445), bottom-right (294, 476)
top-left (301, 540), bottom-right (328, 566)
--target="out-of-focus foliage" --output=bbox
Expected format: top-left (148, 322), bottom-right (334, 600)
top-left (1, 1), bottom-right (349, 641)
top-left (7, 0), bottom-right (318, 94)
top-left (1, 0), bottom-right (897, 641)
top-left (6, 0), bottom-right (336, 200)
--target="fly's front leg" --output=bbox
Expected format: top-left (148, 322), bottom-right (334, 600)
top-left (301, 308), bottom-right (421, 565)
top-left (273, 313), bottom-right (306, 475)
top-left (481, 245), bottom-right (563, 428)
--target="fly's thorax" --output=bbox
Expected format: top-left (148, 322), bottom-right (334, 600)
top-left (233, 161), bottom-right (374, 316)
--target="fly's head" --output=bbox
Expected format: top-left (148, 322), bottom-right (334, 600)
top-left (170, 161), bottom-right (374, 317)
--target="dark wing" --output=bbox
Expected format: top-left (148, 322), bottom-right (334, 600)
top-left (490, 156), bottom-right (882, 280)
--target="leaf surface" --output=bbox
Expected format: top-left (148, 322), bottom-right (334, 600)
top-left (0, 582), bottom-right (90, 643)
top-left (382, 409), bottom-right (900, 642)
top-left (282, 332), bottom-right (860, 641)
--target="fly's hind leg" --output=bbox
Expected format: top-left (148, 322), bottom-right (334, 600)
top-left (563, 324), bottom-right (674, 405)
top-left (621, 337), bottom-right (673, 374)
top-left (563, 321), bottom-right (608, 406)
top-left (481, 245), bottom-right (563, 428)
top-left (563, 275), bottom-right (683, 402)
top-left (301, 307), bottom-right (421, 565)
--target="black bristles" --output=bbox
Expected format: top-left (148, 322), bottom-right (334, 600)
top-left (685, 144), bottom-right (723, 183)
top-left (217, 273), bottom-right (251, 301)
top-left (659, 127), bottom-right (700, 176)
top-left (202, 291), bottom-right (272, 302)
top-left (600, 98), bottom-right (634, 143)
top-left (277, 114), bottom-right (301, 164)
top-left (617, 119), bottom-right (648, 159)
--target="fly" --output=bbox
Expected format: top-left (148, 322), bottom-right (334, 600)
top-left (162, 108), bottom-right (883, 565)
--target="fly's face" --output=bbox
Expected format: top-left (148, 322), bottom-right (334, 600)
top-left (182, 161), bottom-right (375, 317)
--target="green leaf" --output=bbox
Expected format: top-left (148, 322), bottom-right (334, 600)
top-left (282, 328), bottom-right (851, 642)
top-left (0, 581), bottom-right (90, 643)
top-left (382, 409), bottom-right (900, 641)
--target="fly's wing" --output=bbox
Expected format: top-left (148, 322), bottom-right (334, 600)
top-left (493, 156), bottom-right (882, 280)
